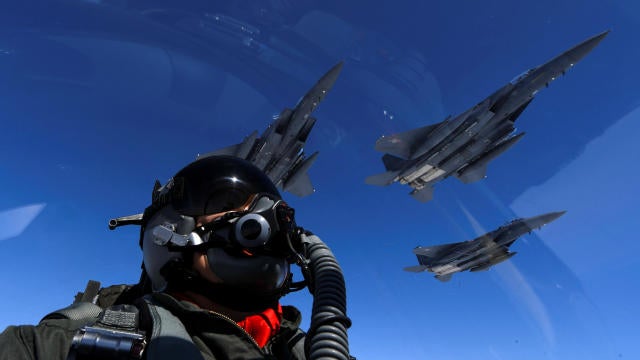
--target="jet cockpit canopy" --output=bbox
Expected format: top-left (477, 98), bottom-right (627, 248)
top-left (509, 68), bottom-right (536, 85)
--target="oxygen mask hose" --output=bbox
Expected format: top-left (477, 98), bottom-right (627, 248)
top-left (301, 233), bottom-right (351, 360)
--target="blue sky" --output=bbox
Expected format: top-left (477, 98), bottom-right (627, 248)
top-left (1, 1), bottom-right (638, 359)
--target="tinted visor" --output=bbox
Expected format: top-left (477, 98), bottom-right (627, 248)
top-left (170, 156), bottom-right (281, 216)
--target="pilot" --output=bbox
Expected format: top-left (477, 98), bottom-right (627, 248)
top-left (0, 155), bottom-right (352, 360)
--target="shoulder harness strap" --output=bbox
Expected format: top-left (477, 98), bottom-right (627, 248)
top-left (42, 302), bottom-right (104, 322)
top-left (287, 328), bottom-right (307, 360)
top-left (42, 280), bottom-right (104, 322)
top-left (61, 281), bottom-right (204, 360)
top-left (142, 295), bottom-right (204, 360)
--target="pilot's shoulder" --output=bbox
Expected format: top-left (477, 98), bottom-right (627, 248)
top-left (0, 319), bottom-right (79, 360)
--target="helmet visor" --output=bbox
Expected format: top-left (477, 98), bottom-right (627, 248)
top-left (170, 156), bottom-right (281, 217)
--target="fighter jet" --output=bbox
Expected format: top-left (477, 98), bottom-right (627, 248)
top-left (198, 62), bottom-right (343, 197)
top-left (404, 211), bottom-right (566, 282)
top-left (366, 31), bottom-right (609, 202)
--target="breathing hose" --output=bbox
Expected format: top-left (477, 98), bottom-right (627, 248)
top-left (301, 233), bottom-right (351, 360)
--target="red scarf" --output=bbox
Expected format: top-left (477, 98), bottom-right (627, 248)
top-left (237, 303), bottom-right (283, 348)
top-left (172, 293), bottom-right (283, 348)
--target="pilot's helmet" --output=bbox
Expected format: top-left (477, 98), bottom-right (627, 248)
top-left (141, 155), bottom-right (290, 308)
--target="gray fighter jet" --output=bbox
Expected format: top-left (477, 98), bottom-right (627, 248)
top-left (404, 211), bottom-right (566, 282)
top-left (198, 62), bottom-right (343, 197)
top-left (366, 31), bottom-right (609, 202)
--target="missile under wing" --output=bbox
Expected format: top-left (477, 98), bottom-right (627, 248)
top-left (404, 211), bottom-right (566, 282)
top-left (198, 62), bottom-right (343, 196)
top-left (367, 30), bottom-right (609, 202)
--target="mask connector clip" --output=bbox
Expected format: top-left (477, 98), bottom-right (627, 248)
top-left (152, 224), bottom-right (202, 248)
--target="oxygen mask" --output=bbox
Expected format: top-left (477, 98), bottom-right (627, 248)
top-left (150, 193), bottom-right (298, 259)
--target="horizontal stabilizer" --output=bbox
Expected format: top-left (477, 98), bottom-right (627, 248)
top-left (374, 122), bottom-right (442, 159)
top-left (410, 186), bottom-right (434, 202)
top-left (365, 171), bottom-right (398, 186)
top-left (435, 274), bottom-right (453, 282)
top-left (382, 154), bottom-right (407, 171)
top-left (403, 265), bottom-right (428, 273)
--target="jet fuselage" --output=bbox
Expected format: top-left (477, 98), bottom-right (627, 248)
top-left (405, 211), bottom-right (566, 281)
top-left (367, 31), bottom-right (609, 202)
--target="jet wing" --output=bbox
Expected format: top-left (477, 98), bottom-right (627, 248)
top-left (413, 242), bottom-right (464, 263)
top-left (374, 121), bottom-right (444, 159)
top-left (283, 172), bottom-right (314, 197)
top-left (199, 143), bottom-right (241, 157)
top-left (413, 242), bottom-right (464, 255)
top-left (199, 131), bottom-right (260, 160)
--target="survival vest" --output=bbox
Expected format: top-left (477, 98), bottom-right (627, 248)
top-left (44, 280), bottom-right (306, 360)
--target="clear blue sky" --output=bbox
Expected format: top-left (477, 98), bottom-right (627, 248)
top-left (1, 1), bottom-right (637, 359)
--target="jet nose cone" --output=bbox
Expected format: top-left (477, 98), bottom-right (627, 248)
top-left (565, 30), bottom-right (610, 64)
top-left (522, 211), bottom-right (567, 229)
top-left (320, 61), bottom-right (345, 88)
top-left (544, 210), bottom-right (567, 223)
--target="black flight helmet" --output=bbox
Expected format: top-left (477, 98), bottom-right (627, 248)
top-left (171, 155), bottom-right (281, 217)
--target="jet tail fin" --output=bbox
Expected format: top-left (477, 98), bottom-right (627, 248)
top-left (410, 186), bottom-right (434, 202)
top-left (435, 274), bottom-right (453, 282)
top-left (365, 171), bottom-right (399, 186)
top-left (403, 265), bottom-right (428, 273)
top-left (455, 164), bottom-right (487, 184)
